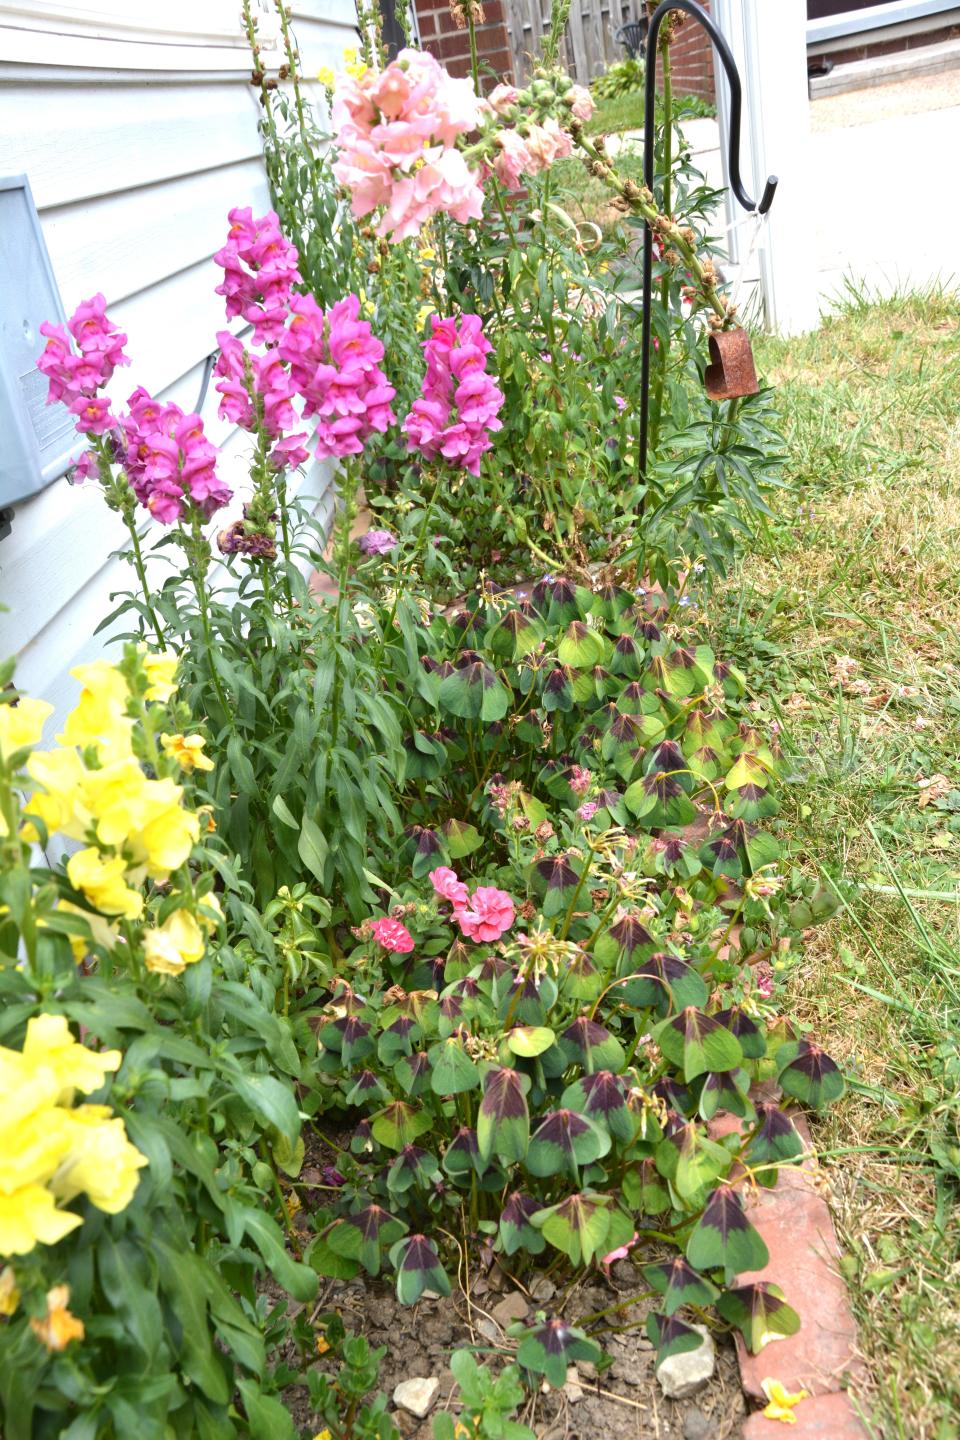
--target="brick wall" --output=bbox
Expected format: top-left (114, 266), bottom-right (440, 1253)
top-left (662, 2), bottom-right (716, 105)
top-left (413, 0), bottom-right (516, 91)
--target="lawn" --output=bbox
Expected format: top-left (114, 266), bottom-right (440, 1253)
top-left (715, 287), bottom-right (960, 1439)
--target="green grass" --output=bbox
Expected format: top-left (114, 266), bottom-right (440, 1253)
top-left (711, 285), bottom-right (960, 1439)
top-left (584, 90), bottom-right (646, 136)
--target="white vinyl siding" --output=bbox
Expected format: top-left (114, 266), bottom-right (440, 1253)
top-left (0, 0), bottom-right (356, 725)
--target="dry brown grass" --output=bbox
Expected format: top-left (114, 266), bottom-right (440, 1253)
top-left (713, 288), bottom-right (960, 1438)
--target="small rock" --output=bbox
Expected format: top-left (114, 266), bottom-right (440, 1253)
top-left (491, 1292), bottom-right (529, 1327)
top-left (611, 1259), bottom-right (636, 1285)
top-left (394, 1411), bottom-right (419, 1437)
top-left (529, 1276), bottom-right (556, 1302)
top-left (393, 1377), bottom-right (440, 1419)
top-left (655, 1325), bottom-right (715, 1400)
top-left (682, 1407), bottom-right (711, 1440)
top-left (421, 1289), bottom-right (442, 1301)
top-left (578, 1360), bottom-right (598, 1380)
top-left (564, 1366), bottom-right (584, 1404)
top-left (471, 1276), bottom-right (490, 1297)
top-left (475, 1316), bottom-right (500, 1344)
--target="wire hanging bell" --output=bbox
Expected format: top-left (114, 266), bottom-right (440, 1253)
top-left (704, 328), bottom-right (760, 401)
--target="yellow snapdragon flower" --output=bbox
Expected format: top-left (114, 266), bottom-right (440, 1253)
top-left (317, 65), bottom-right (335, 87)
top-left (50, 1107), bottom-right (148, 1215)
top-left (20, 1014), bottom-right (121, 1102)
top-left (59, 661), bottom-right (133, 757)
top-left (0, 1017), bottom-right (147, 1257)
top-left (143, 909), bottom-right (206, 976)
top-left (0, 698), bottom-right (53, 761)
top-left (67, 848), bottom-right (144, 921)
top-left (161, 732), bottom-right (214, 773)
top-left (24, 747), bottom-right (88, 839)
top-left (0, 1266), bottom-right (19, 1316)
top-left (761, 1378), bottom-right (809, 1424)
top-left (0, 1186), bottom-right (82, 1257)
top-left (29, 1285), bottom-right (85, 1351)
top-left (141, 649), bottom-right (178, 703)
top-left (56, 901), bottom-right (119, 963)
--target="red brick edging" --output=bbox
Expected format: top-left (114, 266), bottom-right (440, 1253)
top-left (710, 1110), bottom-right (869, 1438)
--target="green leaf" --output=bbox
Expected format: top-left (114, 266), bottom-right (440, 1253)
top-left (561, 1070), bottom-right (634, 1144)
top-left (438, 658), bottom-right (510, 722)
top-left (646, 1312), bottom-right (704, 1365)
top-left (237, 1381), bottom-right (296, 1440)
top-left (372, 1100), bottom-right (433, 1150)
top-left (442, 818), bottom-right (483, 858)
top-left (327, 1205), bottom-right (407, 1275)
top-left (297, 814), bottom-right (329, 884)
top-left (430, 1036), bottom-right (481, 1095)
top-left (686, 1185), bottom-right (769, 1282)
top-left (477, 1066), bottom-right (530, 1164)
top-left (717, 1283), bottom-right (801, 1354)
top-left (229, 1070), bottom-right (301, 1145)
top-left (498, 1191), bottom-right (546, 1257)
top-left (506, 1026), bottom-right (556, 1058)
top-left (744, 1103), bottom-right (806, 1185)
top-left (533, 1190), bottom-right (615, 1266)
top-left (643, 1257), bottom-right (720, 1315)
top-left (516, 1318), bottom-right (602, 1388)
top-left (238, 1209), bottom-right (318, 1302)
top-left (656, 1008), bottom-right (743, 1081)
top-left (525, 1109), bottom-right (611, 1180)
top-left (776, 1040), bottom-right (845, 1110)
top-left (559, 1016), bottom-right (625, 1073)
top-left (557, 621), bottom-right (609, 669)
top-left (390, 1234), bottom-right (451, 1305)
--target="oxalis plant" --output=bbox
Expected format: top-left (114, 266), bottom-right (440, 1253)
top-left (300, 579), bottom-right (845, 1378)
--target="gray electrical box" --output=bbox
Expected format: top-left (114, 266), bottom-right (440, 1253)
top-left (0, 175), bottom-right (82, 511)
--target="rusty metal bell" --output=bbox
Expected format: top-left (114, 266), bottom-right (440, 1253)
top-left (704, 328), bottom-right (760, 401)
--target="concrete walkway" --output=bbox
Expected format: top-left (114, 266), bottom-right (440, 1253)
top-left (605, 72), bottom-right (960, 319)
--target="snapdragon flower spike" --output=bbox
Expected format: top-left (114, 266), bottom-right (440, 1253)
top-left (214, 332), bottom-right (302, 438)
top-left (37, 294), bottom-right (129, 433)
top-left (278, 293), bottom-right (396, 460)
top-left (121, 387), bottom-right (231, 524)
top-left (331, 48), bottom-right (484, 242)
top-left (213, 208), bottom-right (302, 345)
top-left (403, 313), bottom-right (503, 476)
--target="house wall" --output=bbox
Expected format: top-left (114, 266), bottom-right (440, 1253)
top-left (0, 0), bottom-right (356, 728)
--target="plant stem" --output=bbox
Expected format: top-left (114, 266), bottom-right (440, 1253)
top-left (124, 514), bottom-right (166, 649)
top-left (649, 41), bottom-right (673, 454)
top-left (465, 6), bottom-right (480, 93)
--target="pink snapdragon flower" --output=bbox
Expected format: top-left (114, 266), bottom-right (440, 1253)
top-left (403, 314), bottom-right (503, 476)
top-left (564, 84), bottom-right (595, 123)
top-left (213, 208), bottom-right (302, 345)
top-left (370, 916), bottom-right (415, 953)
top-left (429, 866), bottom-right (470, 908)
top-left (492, 128), bottom-right (532, 191)
top-left (358, 528), bottom-right (397, 556)
top-left (214, 332), bottom-right (300, 439)
top-left (332, 48), bottom-right (485, 241)
top-left (569, 765), bottom-right (593, 796)
top-left (121, 387), bottom-right (231, 524)
top-left (487, 83), bottom-right (519, 117)
top-left (455, 886), bottom-right (515, 944)
top-left (277, 293), bottom-right (396, 459)
top-left (37, 295), bottom-right (129, 430)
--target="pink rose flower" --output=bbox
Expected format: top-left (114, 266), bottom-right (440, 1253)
top-left (370, 916), bottom-right (415, 953)
top-left (455, 886), bottom-right (515, 944)
top-left (429, 866), bottom-right (470, 908)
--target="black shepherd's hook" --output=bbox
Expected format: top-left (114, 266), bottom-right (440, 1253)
top-left (637, 0), bottom-right (778, 498)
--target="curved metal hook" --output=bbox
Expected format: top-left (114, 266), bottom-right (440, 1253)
top-left (638, 0), bottom-right (778, 503)
top-left (644, 0), bottom-right (777, 215)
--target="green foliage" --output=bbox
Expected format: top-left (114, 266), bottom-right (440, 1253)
top-left (590, 57), bottom-right (645, 102)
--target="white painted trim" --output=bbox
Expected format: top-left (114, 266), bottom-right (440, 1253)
top-left (713, 0), bottom-right (820, 336)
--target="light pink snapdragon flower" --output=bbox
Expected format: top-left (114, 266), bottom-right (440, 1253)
top-left (332, 48), bottom-right (485, 241)
top-left (403, 313), bottom-right (503, 477)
